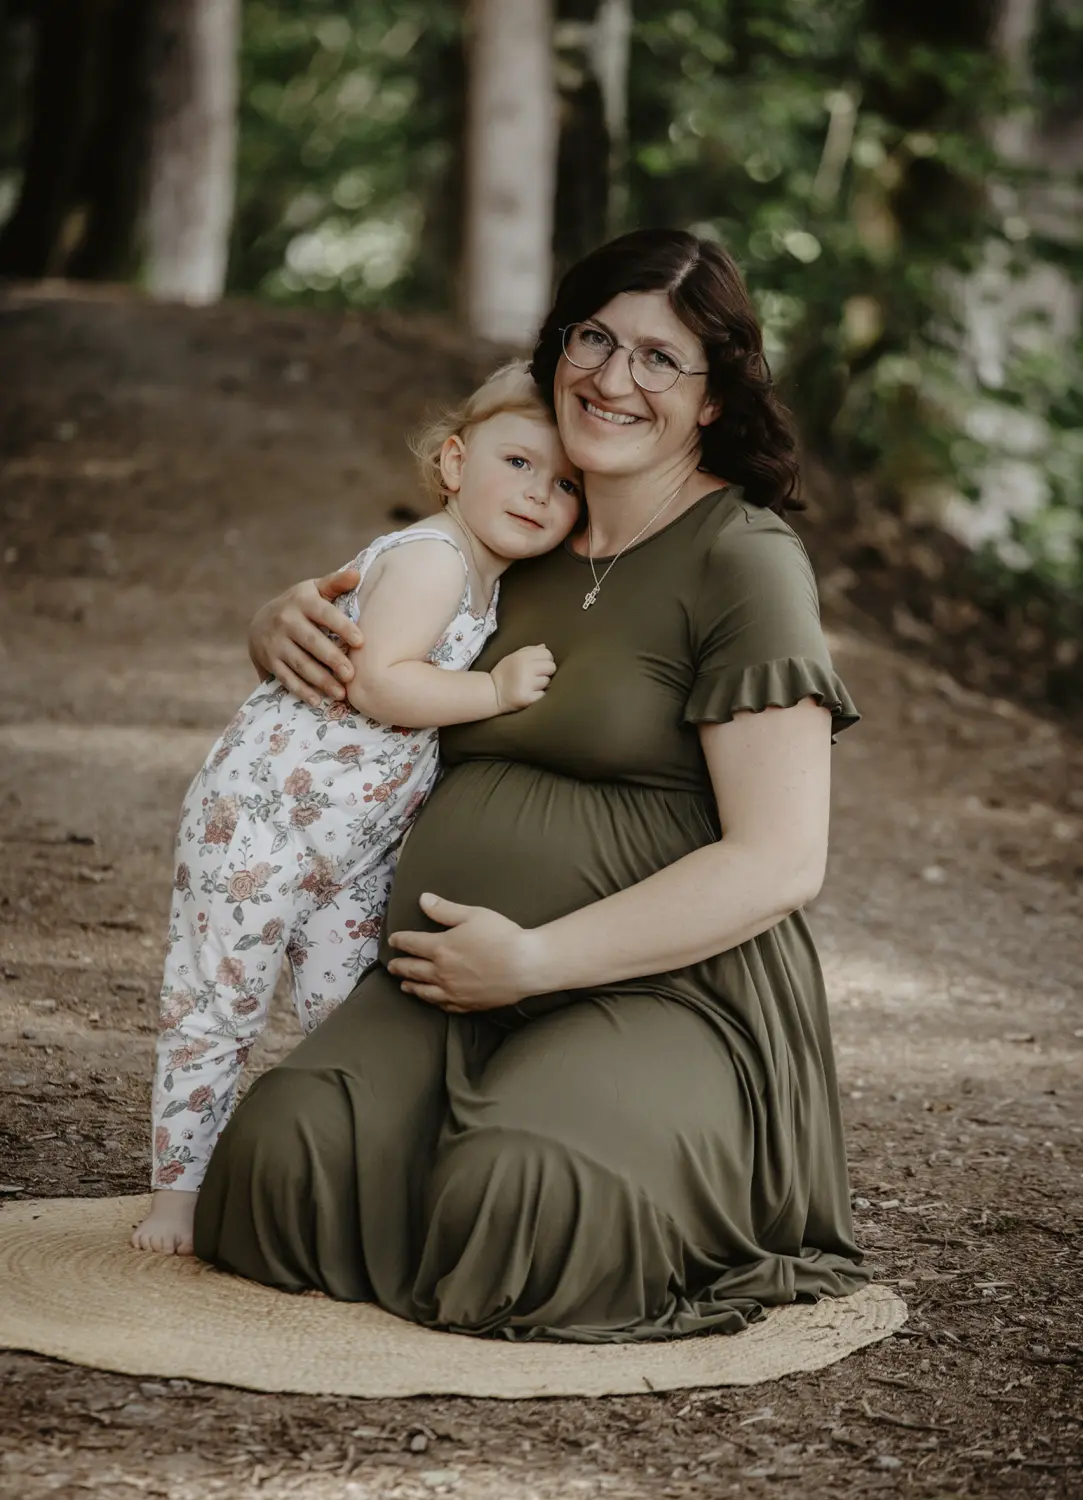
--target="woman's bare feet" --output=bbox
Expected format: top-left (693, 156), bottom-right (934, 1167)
top-left (131, 1189), bottom-right (198, 1255)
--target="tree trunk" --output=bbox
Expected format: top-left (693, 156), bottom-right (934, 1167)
top-left (144, 0), bottom-right (239, 305)
top-left (552, 0), bottom-right (631, 275)
top-left (68, 0), bottom-right (155, 281)
top-left (589, 0), bottom-right (631, 233)
top-left (464, 0), bottom-right (558, 344)
top-left (0, 0), bottom-right (102, 278)
top-left (553, 3), bottom-right (609, 276)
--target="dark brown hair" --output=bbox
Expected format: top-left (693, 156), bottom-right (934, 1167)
top-left (530, 228), bottom-right (802, 514)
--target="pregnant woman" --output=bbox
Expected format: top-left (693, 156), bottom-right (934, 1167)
top-left (193, 228), bottom-right (870, 1340)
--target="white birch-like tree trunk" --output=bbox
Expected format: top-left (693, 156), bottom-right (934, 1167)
top-left (464, 0), bottom-right (557, 344)
top-left (144, 0), bottom-right (239, 305)
top-left (589, 0), bottom-right (632, 233)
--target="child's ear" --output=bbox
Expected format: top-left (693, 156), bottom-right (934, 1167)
top-left (439, 435), bottom-right (466, 493)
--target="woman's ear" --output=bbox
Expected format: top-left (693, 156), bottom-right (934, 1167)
top-left (438, 435), bottom-right (466, 493)
top-left (698, 395), bottom-right (723, 428)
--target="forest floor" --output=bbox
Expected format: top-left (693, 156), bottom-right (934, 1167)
top-left (0, 286), bottom-right (1080, 1500)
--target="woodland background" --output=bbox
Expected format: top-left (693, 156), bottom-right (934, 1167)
top-left (1, 0), bottom-right (1082, 714)
top-left (1, 7), bottom-right (1081, 1498)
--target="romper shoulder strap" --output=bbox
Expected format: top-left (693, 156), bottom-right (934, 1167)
top-left (368, 526), bottom-right (469, 573)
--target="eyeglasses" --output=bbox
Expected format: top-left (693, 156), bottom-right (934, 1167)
top-left (560, 322), bottom-right (710, 393)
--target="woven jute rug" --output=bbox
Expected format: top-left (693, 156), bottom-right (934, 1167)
top-left (0, 1196), bottom-right (906, 1398)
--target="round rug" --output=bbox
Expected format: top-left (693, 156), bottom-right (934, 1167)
top-left (0, 1196), bottom-right (906, 1397)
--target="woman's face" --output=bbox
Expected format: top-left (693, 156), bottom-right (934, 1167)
top-left (552, 290), bottom-right (720, 480)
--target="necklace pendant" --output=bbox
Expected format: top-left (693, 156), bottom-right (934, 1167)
top-left (582, 585), bottom-right (600, 610)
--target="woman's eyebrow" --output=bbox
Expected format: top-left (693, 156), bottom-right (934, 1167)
top-left (589, 317), bottom-right (693, 359)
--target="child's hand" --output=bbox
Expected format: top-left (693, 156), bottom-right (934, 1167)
top-left (491, 645), bottom-right (556, 713)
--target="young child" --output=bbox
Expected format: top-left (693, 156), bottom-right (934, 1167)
top-left (133, 362), bottom-right (581, 1255)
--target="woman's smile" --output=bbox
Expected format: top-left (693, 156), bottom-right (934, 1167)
top-left (581, 398), bottom-right (641, 426)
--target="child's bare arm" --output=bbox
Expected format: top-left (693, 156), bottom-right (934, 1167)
top-left (345, 543), bottom-right (553, 727)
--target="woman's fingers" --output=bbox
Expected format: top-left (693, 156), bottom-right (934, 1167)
top-left (271, 661), bottom-right (323, 710)
top-left (316, 565), bottom-right (360, 601)
top-left (279, 644), bottom-right (343, 703)
top-left (387, 957), bottom-right (437, 983)
top-left (417, 893), bottom-right (474, 927)
top-left (402, 983), bottom-right (451, 1005)
top-left (388, 929), bottom-right (443, 959)
top-left (290, 614), bottom-right (356, 675)
top-left (312, 572), bottom-right (365, 650)
top-left (307, 599), bottom-right (363, 654)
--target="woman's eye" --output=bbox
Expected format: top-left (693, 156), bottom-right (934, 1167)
top-left (644, 347), bottom-right (679, 371)
top-left (581, 327), bottom-right (610, 348)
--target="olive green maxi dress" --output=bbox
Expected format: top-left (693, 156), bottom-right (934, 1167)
top-left (193, 487), bottom-right (871, 1341)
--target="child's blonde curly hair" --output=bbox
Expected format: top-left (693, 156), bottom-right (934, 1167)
top-left (410, 360), bottom-right (555, 502)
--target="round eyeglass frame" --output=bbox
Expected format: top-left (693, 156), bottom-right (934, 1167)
top-left (559, 322), bottom-right (710, 393)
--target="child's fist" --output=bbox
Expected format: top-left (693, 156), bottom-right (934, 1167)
top-left (491, 645), bottom-right (556, 712)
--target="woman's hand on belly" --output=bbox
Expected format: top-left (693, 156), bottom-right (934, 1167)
top-left (388, 893), bottom-right (543, 1011)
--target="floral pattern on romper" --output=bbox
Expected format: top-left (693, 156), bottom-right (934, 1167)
top-left (152, 528), bottom-right (499, 1190)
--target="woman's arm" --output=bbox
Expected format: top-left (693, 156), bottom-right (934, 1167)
top-left (249, 567), bottom-right (363, 708)
top-left (388, 696), bottom-right (833, 1009)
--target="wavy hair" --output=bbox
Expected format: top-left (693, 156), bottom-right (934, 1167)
top-left (530, 229), bottom-right (802, 514)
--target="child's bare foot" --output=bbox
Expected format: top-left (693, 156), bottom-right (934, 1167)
top-left (131, 1189), bottom-right (198, 1255)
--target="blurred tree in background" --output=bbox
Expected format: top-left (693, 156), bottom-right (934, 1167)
top-left (1, 0), bottom-right (1080, 696)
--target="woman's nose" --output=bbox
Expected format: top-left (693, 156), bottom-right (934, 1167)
top-left (592, 347), bottom-right (636, 399)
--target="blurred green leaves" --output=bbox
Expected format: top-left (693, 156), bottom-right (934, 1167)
top-left (223, 0), bottom-right (1082, 601)
top-left (232, 0), bottom-right (459, 306)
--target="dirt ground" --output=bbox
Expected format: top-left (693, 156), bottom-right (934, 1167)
top-left (0, 286), bottom-right (1080, 1500)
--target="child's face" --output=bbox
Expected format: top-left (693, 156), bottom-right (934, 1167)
top-left (440, 411), bottom-right (581, 560)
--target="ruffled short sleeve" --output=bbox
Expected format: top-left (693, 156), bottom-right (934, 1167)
top-left (683, 506), bottom-right (859, 740)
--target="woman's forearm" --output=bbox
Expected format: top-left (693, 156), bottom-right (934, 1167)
top-left (528, 840), bottom-right (821, 994)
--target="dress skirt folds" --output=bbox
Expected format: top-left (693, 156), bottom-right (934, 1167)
top-left (194, 488), bottom-right (871, 1341)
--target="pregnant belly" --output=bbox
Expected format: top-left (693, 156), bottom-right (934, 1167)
top-left (381, 759), bottom-right (717, 950)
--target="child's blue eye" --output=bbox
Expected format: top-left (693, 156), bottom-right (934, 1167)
top-left (557, 478), bottom-right (581, 496)
top-left (506, 454), bottom-right (528, 469)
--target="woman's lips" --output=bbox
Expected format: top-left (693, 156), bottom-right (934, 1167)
top-left (579, 396), bottom-right (641, 425)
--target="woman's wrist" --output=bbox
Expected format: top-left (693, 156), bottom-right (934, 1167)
top-left (483, 672), bottom-right (506, 718)
top-left (518, 925), bottom-right (563, 996)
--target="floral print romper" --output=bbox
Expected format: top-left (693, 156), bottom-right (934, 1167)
top-left (152, 527), bottom-right (499, 1190)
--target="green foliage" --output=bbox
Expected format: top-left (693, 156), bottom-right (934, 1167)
top-left (1032, 0), bottom-right (1083, 110)
top-left (228, 0), bottom-right (1083, 602)
top-left (623, 0), bottom-right (1083, 599)
top-left (0, 0), bottom-right (1072, 607)
top-left (232, 0), bottom-right (460, 307)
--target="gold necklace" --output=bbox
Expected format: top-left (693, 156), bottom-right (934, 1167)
top-left (582, 477), bottom-right (689, 610)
